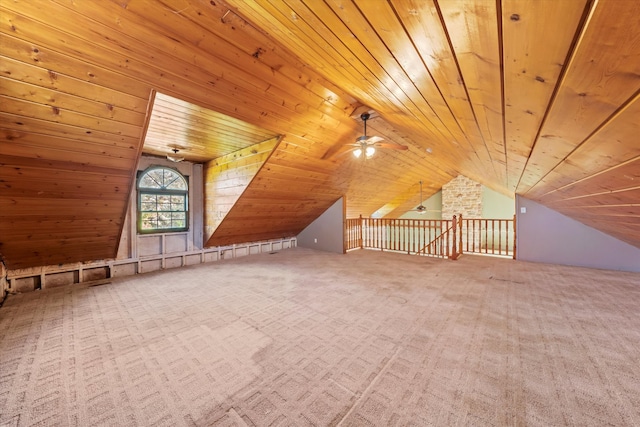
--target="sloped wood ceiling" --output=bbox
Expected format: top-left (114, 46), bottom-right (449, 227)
top-left (144, 92), bottom-right (281, 163)
top-left (1, 0), bottom-right (638, 269)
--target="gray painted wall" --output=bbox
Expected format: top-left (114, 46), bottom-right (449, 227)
top-left (297, 197), bottom-right (345, 254)
top-left (516, 196), bottom-right (640, 273)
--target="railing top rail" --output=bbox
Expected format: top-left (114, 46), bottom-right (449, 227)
top-left (348, 217), bottom-right (514, 221)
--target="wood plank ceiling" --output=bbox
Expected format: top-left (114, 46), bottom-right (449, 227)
top-left (144, 92), bottom-right (280, 163)
top-left (1, 0), bottom-right (638, 269)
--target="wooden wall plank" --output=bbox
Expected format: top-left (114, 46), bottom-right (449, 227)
top-left (0, 113), bottom-right (141, 147)
top-left (39, 0), bottom-right (351, 136)
top-left (186, 1), bottom-right (357, 114)
top-left (1, 131), bottom-right (138, 168)
top-left (439, 0), bottom-right (507, 186)
top-left (0, 155), bottom-right (133, 178)
top-left (0, 197), bottom-right (126, 216)
top-left (144, 93), bottom-right (280, 162)
top-left (517, 0), bottom-right (640, 193)
top-left (203, 137), bottom-right (280, 244)
top-left (2, 0), bottom-right (640, 268)
top-left (526, 94), bottom-right (640, 199)
top-left (0, 56), bottom-right (147, 112)
top-left (225, 0), bottom-right (483, 178)
top-left (0, 31), bottom-right (151, 99)
top-left (545, 188), bottom-right (640, 210)
top-left (0, 95), bottom-right (142, 138)
top-left (391, 0), bottom-right (496, 182)
top-left (501, 0), bottom-right (588, 190)
top-left (536, 159), bottom-right (640, 203)
top-left (0, 77), bottom-right (146, 126)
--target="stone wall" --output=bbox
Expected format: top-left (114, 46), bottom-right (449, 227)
top-left (441, 175), bottom-right (483, 219)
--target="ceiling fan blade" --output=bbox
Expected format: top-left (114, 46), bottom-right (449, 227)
top-left (374, 142), bottom-right (408, 150)
top-left (364, 135), bottom-right (384, 144)
top-left (322, 141), bottom-right (358, 160)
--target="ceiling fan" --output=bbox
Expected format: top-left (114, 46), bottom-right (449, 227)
top-left (411, 180), bottom-right (441, 214)
top-left (166, 147), bottom-right (185, 162)
top-left (322, 112), bottom-right (408, 160)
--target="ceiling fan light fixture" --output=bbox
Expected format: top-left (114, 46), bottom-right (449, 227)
top-left (167, 148), bottom-right (184, 162)
top-left (365, 146), bottom-right (375, 158)
top-left (353, 145), bottom-right (375, 159)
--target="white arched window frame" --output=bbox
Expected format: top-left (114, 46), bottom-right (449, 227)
top-left (137, 166), bottom-right (189, 233)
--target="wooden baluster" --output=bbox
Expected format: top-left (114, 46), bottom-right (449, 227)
top-left (446, 221), bottom-right (450, 258)
top-left (438, 221), bottom-right (449, 257)
top-left (393, 219), bottom-right (396, 251)
top-left (465, 217), bottom-right (469, 252)
top-left (374, 218), bottom-right (378, 250)
top-left (472, 219), bottom-right (476, 253)
top-left (410, 219), bottom-right (414, 254)
top-left (492, 219), bottom-right (496, 254)
top-left (370, 218), bottom-right (373, 249)
top-left (406, 220), bottom-right (410, 254)
top-left (504, 219), bottom-right (509, 256)
top-left (382, 219), bottom-right (386, 251)
top-left (484, 219), bottom-right (488, 253)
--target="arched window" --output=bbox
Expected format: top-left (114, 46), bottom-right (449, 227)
top-left (137, 166), bottom-right (188, 233)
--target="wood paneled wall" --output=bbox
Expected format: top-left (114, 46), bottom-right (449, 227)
top-left (1, 0), bottom-right (639, 269)
top-left (0, 0), bottom-right (356, 269)
top-left (204, 137), bottom-right (281, 244)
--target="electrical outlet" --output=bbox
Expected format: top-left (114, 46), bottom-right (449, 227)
top-left (314, 238), bottom-right (318, 243)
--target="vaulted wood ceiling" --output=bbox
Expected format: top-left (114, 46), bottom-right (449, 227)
top-left (1, 0), bottom-right (638, 270)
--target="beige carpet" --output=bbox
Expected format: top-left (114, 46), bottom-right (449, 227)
top-left (1, 247), bottom-right (639, 426)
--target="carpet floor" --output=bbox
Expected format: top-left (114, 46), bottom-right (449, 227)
top-left (1, 247), bottom-right (639, 426)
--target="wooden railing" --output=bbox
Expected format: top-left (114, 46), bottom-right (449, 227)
top-left (417, 214), bottom-right (465, 259)
top-left (419, 223), bottom-right (454, 258)
top-left (345, 216), bottom-right (455, 258)
top-left (459, 215), bottom-right (516, 258)
top-left (345, 217), bottom-right (363, 250)
top-left (345, 215), bottom-right (515, 259)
